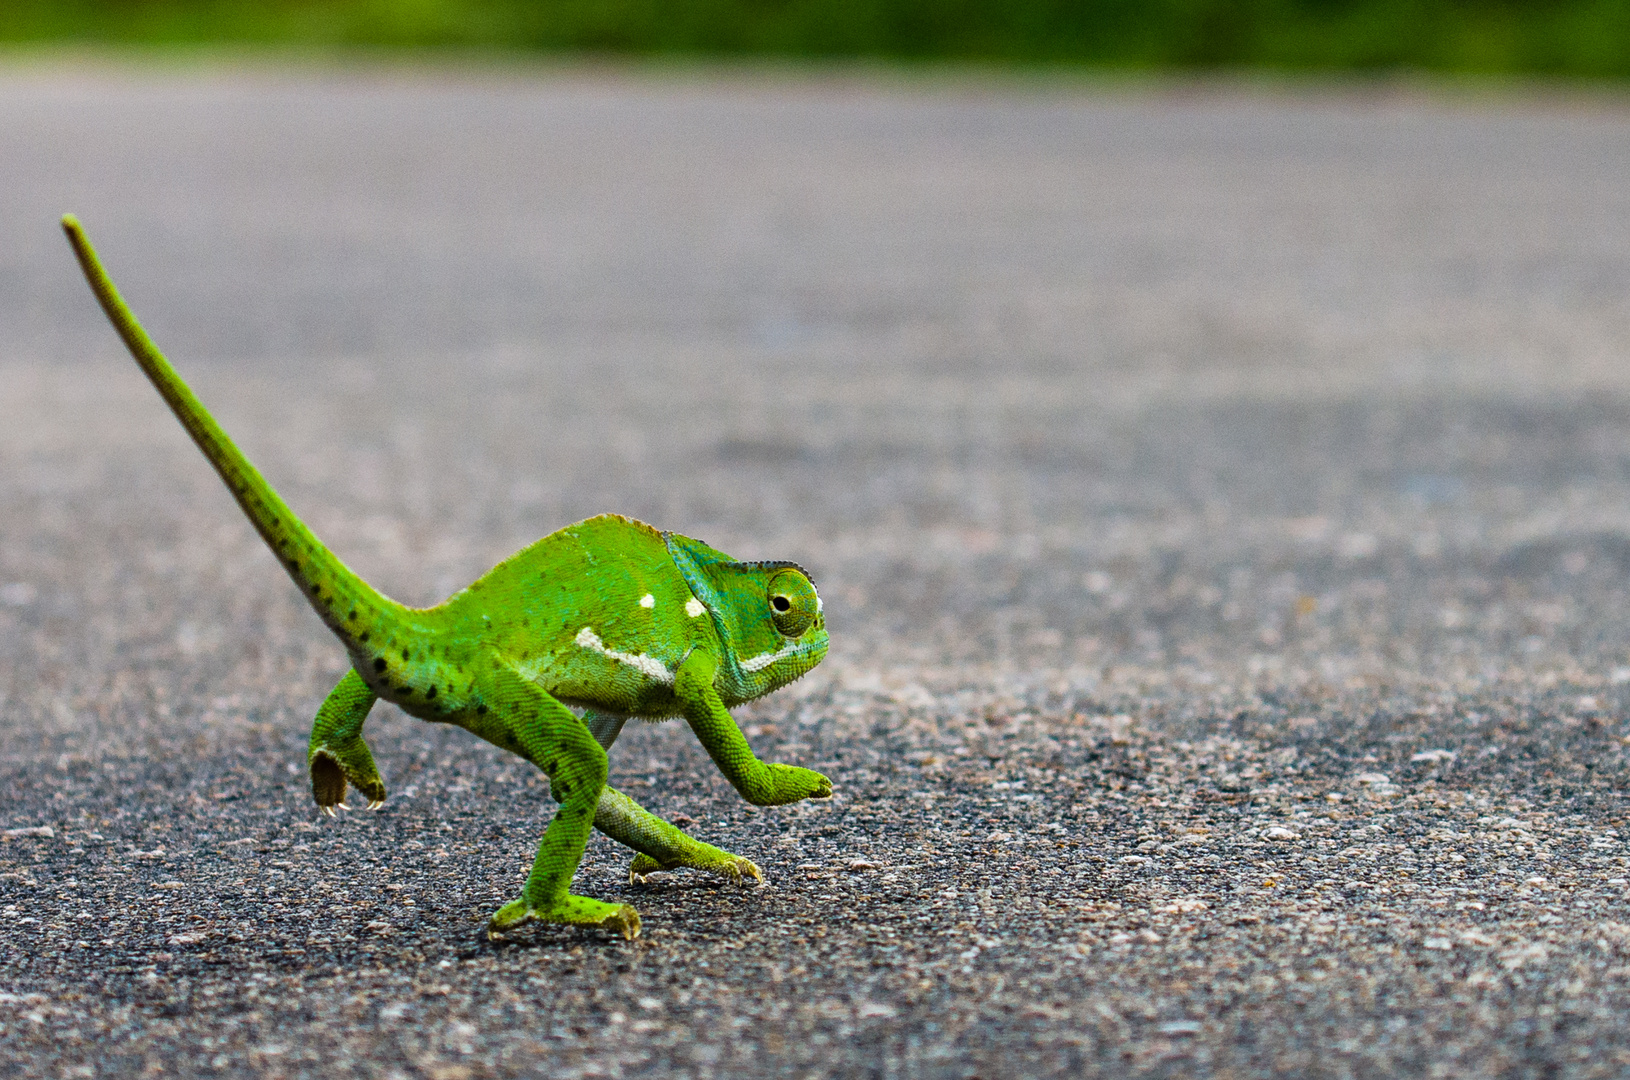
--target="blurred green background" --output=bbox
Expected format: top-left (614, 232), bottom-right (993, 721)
top-left (3, 0), bottom-right (1630, 74)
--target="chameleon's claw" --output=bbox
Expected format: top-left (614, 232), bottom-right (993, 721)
top-left (367, 799), bottom-right (384, 811)
top-left (320, 805), bottom-right (336, 818)
top-left (335, 802), bottom-right (350, 812)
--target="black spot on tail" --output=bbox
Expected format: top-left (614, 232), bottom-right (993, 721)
top-left (426, 686), bottom-right (438, 699)
top-left (373, 658), bottom-right (387, 672)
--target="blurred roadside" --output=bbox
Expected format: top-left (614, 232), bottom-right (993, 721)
top-left (2, 0), bottom-right (1630, 76)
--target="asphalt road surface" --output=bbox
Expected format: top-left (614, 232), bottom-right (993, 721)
top-left (5, 61), bottom-right (1630, 1079)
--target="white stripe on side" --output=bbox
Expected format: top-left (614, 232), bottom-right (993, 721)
top-left (574, 627), bottom-right (675, 685)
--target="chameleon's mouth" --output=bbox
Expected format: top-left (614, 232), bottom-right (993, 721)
top-left (739, 631), bottom-right (827, 674)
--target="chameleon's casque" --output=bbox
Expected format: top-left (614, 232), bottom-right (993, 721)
top-left (62, 215), bottom-right (832, 940)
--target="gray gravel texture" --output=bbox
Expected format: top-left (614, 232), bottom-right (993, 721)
top-left (5, 61), bottom-right (1630, 1079)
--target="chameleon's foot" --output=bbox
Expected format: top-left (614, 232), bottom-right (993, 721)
top-left (629, 846), bottom-right (763, 886)
top-left (309, 747), bottom-right (386, 815)
top-left (753, 763), bottom-right (833, 805)
top-left (486, 895), bottom-right (641, 941)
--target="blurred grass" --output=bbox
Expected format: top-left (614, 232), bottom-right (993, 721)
top-left (3, 0), bottom-right (1630, 74)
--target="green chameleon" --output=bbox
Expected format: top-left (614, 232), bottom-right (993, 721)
top-left (62, 215), bottom-right (833, 941)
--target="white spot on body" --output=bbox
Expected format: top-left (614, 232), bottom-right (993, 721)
top-left (574, 627), bottom-right (674, 685)
top-left (685, 598), bottom-right (706, 618)
top-left (639, 593), bottom-right (655, 608)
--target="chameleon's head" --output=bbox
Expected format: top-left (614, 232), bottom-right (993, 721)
top-left (663, 533), bottom-right (829, 703)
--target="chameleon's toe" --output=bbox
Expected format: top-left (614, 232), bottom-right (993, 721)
top-left (629, 852), bottom-right (666, 884)
top-left (760, 763), bottom-right (832, 805)
top-left (601, 904), bottom-right (641, 940)
top-left (728, 855), bottom-right (765, 884)
top-left (686, 852), bottom-right (762, 885)
top-left (308, 739), bottom-right (387, 814)
top-left (310, 751), bottom-right (348, 810)
top-left (486, 898), bottom-right (535, 940)
top-left (791, 767), bottom-right (832, 800)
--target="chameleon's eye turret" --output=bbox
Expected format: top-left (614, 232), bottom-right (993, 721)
top-left (767, 568), bottom-right (819, 638)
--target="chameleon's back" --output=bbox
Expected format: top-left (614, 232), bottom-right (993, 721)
top-left (432, 514), bottom-right (710, 716)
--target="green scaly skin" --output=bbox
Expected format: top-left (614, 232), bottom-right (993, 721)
top-left (63, 215), bottom-right (833, 942)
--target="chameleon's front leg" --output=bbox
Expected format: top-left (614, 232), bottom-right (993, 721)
top-left (308, 668), bottom-right (384, 813)
top-left (676, 651), bottom-right (832, 806)
top-left (481, 664), bottom-right (639, 940)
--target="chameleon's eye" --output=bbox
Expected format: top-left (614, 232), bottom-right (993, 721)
top-left (766, 569), bottom-right (819, 638)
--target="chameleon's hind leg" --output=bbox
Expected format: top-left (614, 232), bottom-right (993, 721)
top-left (595, 786), bottom-right (763, 886)
top-left (308, 669), bottom-right (384, 813)
top-left (482, 664), bottom-right (639, 940)
top-left (579, 709), bottom-right (761, 886)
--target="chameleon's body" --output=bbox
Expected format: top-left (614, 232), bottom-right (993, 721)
top-left (62, 216), bottom-right (832, 940)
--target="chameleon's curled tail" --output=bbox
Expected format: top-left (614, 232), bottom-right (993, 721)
top-left (61, 214), bottom-right (413, 647)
